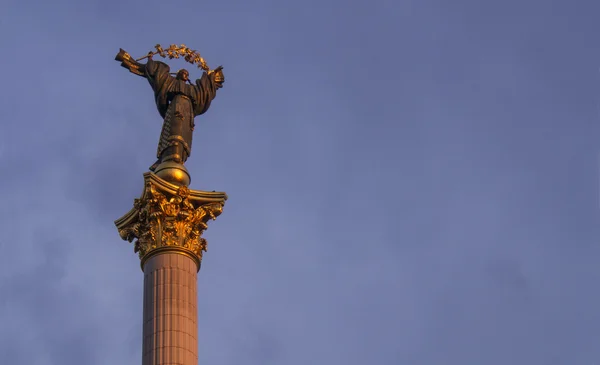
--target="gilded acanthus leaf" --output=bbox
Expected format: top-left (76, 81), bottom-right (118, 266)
top-left (118, 181), bottom-right (224, 263)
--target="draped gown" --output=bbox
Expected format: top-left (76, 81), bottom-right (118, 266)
top-left (143, 58), bottom-right (220, 170)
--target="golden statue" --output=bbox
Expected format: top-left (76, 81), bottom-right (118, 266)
top-left (115, 44), bottom-right (225, 173)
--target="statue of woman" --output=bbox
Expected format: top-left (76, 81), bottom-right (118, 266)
top-left (115, 49), bottom-right (224, 170)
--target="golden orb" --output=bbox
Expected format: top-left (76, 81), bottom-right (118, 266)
top-left (154, 161), bottom-right (191, 186)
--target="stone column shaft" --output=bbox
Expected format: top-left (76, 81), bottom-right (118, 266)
top-left (143, 253), bottom-right (198, 365)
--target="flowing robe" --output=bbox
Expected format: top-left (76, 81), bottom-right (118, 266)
top-left (144, 59), bottom-right (219, 166)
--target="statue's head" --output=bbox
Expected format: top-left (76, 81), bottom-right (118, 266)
top-left (176, 69), bottom-right (189, 82)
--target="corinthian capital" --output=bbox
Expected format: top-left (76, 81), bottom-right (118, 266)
top-left (115, 172), bottom-right (227, 271)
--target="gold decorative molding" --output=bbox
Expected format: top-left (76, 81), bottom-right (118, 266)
top-left (115, 172), bottom-right (226, 271)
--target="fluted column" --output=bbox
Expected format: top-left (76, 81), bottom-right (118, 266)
top-left (143, 253), bottom-right (198, 365)
top-left (115, 172), bottom-right (227, 365)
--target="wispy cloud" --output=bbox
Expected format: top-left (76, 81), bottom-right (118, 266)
top-left (1, 0), bottom-right (600, 364)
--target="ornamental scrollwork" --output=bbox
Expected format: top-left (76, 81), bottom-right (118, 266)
top-left (118, 182), bottom-right (224, 263)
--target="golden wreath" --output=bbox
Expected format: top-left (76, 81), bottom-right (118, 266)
top-left (136, 44), bottom-right (223, 82)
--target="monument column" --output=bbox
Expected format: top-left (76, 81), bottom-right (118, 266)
top-left (113, 45), bottom-right (227, 365)
top-left (115, 172), bottom-right (226, 365)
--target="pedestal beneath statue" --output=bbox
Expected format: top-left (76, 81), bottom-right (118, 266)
top-left (115, 171), bottom-right (226, 364)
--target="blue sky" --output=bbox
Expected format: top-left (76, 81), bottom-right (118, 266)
top-left (1, 0), bottom-right (600, 364)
